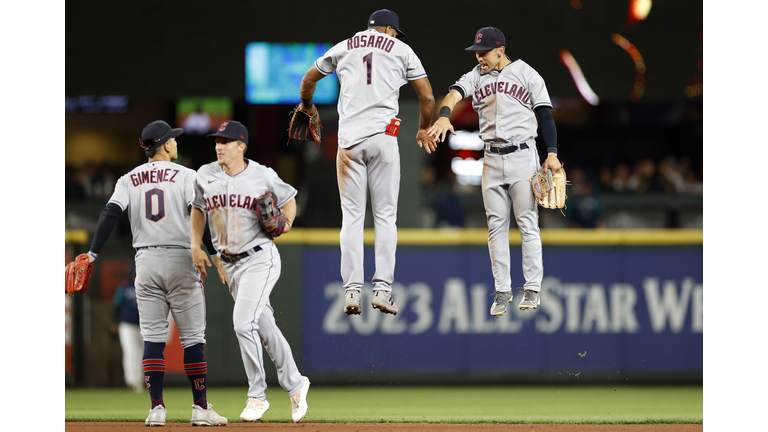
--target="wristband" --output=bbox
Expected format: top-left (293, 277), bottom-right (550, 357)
top-left (439, 106), bottom-right (451, 119)
top-left (301, 97), bottom-right (313, 109)
top-left (87, 251), bottom-right (98, 260)
top-left (547, 147), bottom-right (558, 154)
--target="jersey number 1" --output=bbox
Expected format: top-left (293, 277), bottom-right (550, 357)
top-left (363, 52), bottom-right (373, 85)
top-left (145, 188), bottom-right (165, 222)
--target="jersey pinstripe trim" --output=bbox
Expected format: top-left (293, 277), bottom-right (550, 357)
top-left (449, 83), bottom-right (468, 99)
top-left (276, 190), bottom-right (298, 209)
top-left (107, 200), bottom-right (126, 211)
top-left (314, 61), bottom-right (332, 76)
top-left (407, 72), bottom-right (427, 80)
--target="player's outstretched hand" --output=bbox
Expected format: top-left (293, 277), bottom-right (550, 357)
top-left (426, 117), bottom-right (455, 143)
top-left (211, 256), bottom-right (228, 285)
top-left (299, 104), bottom-right (317, 117)
top-left (541, 153), bottom-right (562, 174)
top-left (191, 247), bottom-right (211, 278)
top-left (417, 129), bottom-right (438, 154)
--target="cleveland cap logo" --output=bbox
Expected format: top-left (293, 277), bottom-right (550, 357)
top-left (476, 33), bottom-right (483, 43)
top-left (219, 122), bottom-right (228, 131)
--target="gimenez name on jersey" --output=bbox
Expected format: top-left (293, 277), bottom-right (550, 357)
top-left (129, 168), bottom-right (181, 187)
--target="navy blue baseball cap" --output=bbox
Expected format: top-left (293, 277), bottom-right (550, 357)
top-left (465, 27), bottom-right (506, 51)
top-left (207, 120), bottom-right (249, 144)
top-left (368, 9), bottom-right (407, 38)
top-left (140, 120), bottom-right (183, 150)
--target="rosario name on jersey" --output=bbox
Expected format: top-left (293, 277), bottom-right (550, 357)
top-left (450, 60), bottom-right (552, 145)
top-left (191, 160), bottom-right (297, 255)
top-left (107, 160), bottom-right (196, 248)
top-left (314, 29), bottom-right (427, 148)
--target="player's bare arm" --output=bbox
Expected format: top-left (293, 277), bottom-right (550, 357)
top-left (411, 77), bottom-right (437, 154)
top-left (542, 153), bottom-right (562, 173)
top-left (211, 256), bottom-right (227, 285)
top-left (190, 207), bottom-right (212, 279)
top-left (299, 66), bottom-right (325, 116)
top-left (427, 89), bottom-right (462, 143)
top-left (279, 198), bottom-right (297, 234)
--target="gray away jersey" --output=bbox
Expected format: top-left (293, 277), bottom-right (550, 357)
top-left (108, 160), bottom-right (196, 248)
top-left (192, 159), bottom-right (297, 255)
top-left (314, 28), bottom-right (427, 148)
top-left (450, 60), bottom-right (552, 144)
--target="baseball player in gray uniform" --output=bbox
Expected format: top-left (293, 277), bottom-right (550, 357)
top-left (428, 27), bottom-right (562, 317)
top-left (297, 9), bottom-right (436, 316)
top-left (190, 120), bottom-right (311, 423)
top-left (84, 120), bottom-right (227, 426)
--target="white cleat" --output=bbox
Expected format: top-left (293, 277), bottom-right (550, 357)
top-left (240, 397), bottom-right (269, 422)
top-left (344, 289), bottom-right (362, 315)
top-left (190, 403), bottom-right (228, 426)
top-left (145, 405), bottom-right (167, 427)
top-left (490, 291), bottom-right (514, 317)
top-left (371, 290), bottom-right (398, 315)
top-left (290, 376), bottom-right (311, 423)
top-left (518, 289), bottom-right (541, 310)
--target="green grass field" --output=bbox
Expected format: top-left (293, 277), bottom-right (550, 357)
top-left (65, 385), bottom-right (702, 424)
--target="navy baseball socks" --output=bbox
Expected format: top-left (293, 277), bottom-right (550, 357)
top-left (142, 341), bottom-right (166, 409)
top-left (184, 343), bottom-right (209, 409)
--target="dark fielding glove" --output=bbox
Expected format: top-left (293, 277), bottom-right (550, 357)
top-left (256, 191), bottom-right (287, 238)
top-left (287, 105), bottom-right (323, 143)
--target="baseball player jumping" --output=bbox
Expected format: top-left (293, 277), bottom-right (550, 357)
top-left (297, 9), bottom-right (436, 316)
top-left (190, 120), bottom-right (311, 423)
top-left (84, 120), bottom-right (227, 426)
top-left (428, 27), bottom-right (562, 317)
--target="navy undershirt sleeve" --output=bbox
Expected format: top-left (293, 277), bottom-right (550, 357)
top-left (448, 85), bottom-right (466, 100)
top-left (535, 106), bottom-right (557, 154)
top-left (89, 202), bottom-right (122, 254)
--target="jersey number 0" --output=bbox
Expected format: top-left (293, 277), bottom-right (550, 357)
top-left (145, 188), bottom-right (165, 222)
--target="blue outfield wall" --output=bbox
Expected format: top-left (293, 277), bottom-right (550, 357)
top-left (300, 241), bottom-right (702, 381)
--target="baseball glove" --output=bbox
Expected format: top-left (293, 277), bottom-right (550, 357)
top-left (256, 191), bottom-right (287, 238)
top-left (287, 105), bottom-right (323, 143)
top-left (65, 253), bottom-right (93, 296)
top-left (530, 167), bottom-right (569, 215)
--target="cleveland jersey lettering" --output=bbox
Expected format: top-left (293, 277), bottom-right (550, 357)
top-left (203, 194), bottom-right (262, 212)
top-left (192, 159), bottom-right (297, 255)
top-left (450, 60), bottom-right (552, 144)
top-left (474, 81), bottom-right (531, 104)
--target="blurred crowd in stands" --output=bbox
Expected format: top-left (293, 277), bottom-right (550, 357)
top-left (595, 155), bottom-right (702, 195)
top-left (66, 152), bottom-right (702, 231)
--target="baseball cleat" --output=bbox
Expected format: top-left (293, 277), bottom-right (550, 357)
top-left (490, 291), bottom-right (514, 317)
top-left (290, 376), bottom-right (311, 423)
top-left (145, 404), bottom-right (167, 426)
top-left (239, 397), bottom-right (270, 422)
top-left (519, 289), bottom-right (541, 310)
top-left (371, 289), bottom-right (398, 315)
top-left (190, 403), bottom-right (228, 426)
top-left (344, 289), bottom-right (362, 315)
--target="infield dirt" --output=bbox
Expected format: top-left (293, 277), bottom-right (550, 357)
top-left (65, 423), bottom-right (702, 431)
